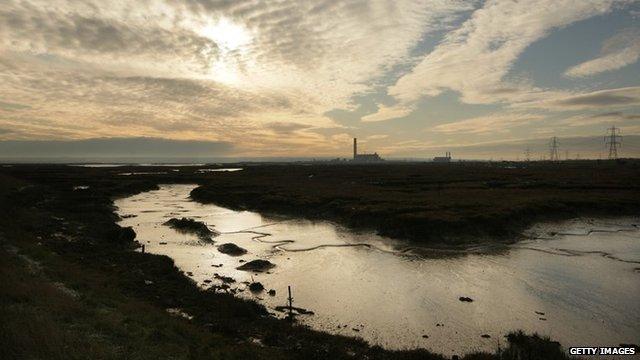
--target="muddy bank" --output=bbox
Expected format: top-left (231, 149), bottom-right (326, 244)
top-left (190, 161), bottom-right (640, 244)
top-left (119, 183), bottom-right (640, 353)
top-left (0, 165), bottom-right (581, 359)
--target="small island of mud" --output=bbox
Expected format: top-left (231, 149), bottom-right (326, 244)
top-left (217, 243), bottom-right (247, 256)
top-left (237, 259), bottom-right (276, 272)
top-left (164, 217), bottom-right (218, 241)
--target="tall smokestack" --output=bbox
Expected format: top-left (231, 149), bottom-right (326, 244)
top-left (353, 138), bottom-right (357, 159)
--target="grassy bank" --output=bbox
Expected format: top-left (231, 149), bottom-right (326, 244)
top-left (0, 165), bottom-right (577, 359)
top-left (191, 161), bottom-right (640, 244)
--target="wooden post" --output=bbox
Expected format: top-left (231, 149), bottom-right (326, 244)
top-left (141, 244), bottom-right (145, 254)
top-left (287, 285), bottom-right (293, 321)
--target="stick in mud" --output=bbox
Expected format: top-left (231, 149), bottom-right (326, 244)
top-left (287, 285), bottom-right (293, 321)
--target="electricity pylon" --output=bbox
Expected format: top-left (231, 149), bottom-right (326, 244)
top-left (549, 137), bottom-right (560, 162)
top-left (605, 126), bottom-right (622, 159)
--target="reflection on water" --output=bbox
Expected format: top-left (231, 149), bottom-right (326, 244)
top-left (115, 184), bottom-right (640, 356)
top-left (196, 168), bottom-right (243, 173)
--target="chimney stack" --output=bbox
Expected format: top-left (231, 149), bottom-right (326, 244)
top-left (353, 138), bottom-right (357, 159)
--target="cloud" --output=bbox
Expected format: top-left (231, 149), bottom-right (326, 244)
top-left (265, 122), bottom-right (312, 134)
top-left (560, 111), bottom-right (640, 127)
top-left (565, 27), bottom-right (640, 77)
top-left (362, 0), bottom-right (626, 122)
top-left (590, 111), bottom-right (640, 119)
top-left (392, 0), bottom-right (621, 103)
top-left (0, 101), bottom-right (31, 111)
top-left (432, 112), bottom-right (545, 135)
top-left (0, 137), bottom-right (233, 158)
top-left (545, 86), bottom-right (640, 109)
top-left (0, 0), bottom-right (474, 156)
top-left (0, 0), bottom-right (638, 157)
top-left (367, 134), bottom-right (389, 140)
top-left (0, 1), bottom-right (220, 75)
top-left (361, 105), bottom-right (413, 122)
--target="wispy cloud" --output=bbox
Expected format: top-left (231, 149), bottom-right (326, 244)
top-left (565, 27), bottom-right (640, 77)
top-left (432, 112), bottom-right (545, 135)
top-left (368, 0), bottom-right (628, 121)
top-left (532, 86), bottom-right (640, 110)
top-left (560, 111), bottom-right (640, 127)
top-left (265, 122), bottom-right (312, 134)
top-left (0, 0), bottom-right (638, 158)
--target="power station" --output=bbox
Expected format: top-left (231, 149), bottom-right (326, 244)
top-left (352, 138), bottom-right (383, 162)
top-left (433, 152), bottom-right (452, 163)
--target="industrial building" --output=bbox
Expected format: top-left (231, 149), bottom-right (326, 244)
top-left (352, 138), bottom-right (383, 162)
top-left (433, 152), bottom-right (452, 163)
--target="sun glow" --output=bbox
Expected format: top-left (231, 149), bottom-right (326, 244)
top-left (200, 18), bottom-right (251, 53)
top-left (197, 17), bottom-right (253, 84)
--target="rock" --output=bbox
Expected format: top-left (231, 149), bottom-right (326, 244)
top-left (458, 296), bottom-right (474, 302)
top-left (268, 289), bottom-right (276, 296)
top-left (352, 328), bottom-right (360, 332)
top-left (481, 334), bottom-right (491, 338)
top-left (535, 311), bottom-right (545, 315)
top-left (217, 243), bottom-right (247, 256)
top-left (539, 317), bottom-right (547, 321)
top-left (159, 242), bottom-right (168, 245)
top-left (248, 282), bottom-right (264, 292)
top-left (237, 259), bottom-right (275, 272)
top-left (422, 335), bottom-right (429, 339)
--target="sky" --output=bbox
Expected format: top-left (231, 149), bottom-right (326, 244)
top-left (1, 0), bottom-right (639, 160)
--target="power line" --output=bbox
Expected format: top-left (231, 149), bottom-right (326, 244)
top-left (549, 136), bottom-right (560, 162)
top-left (605, 126), bottom-right (622, 159)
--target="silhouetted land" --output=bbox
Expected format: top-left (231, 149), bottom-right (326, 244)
top-left (0, 163), bottom-right (617, 359)
top-left (192, 160), bottom-right (640, 244)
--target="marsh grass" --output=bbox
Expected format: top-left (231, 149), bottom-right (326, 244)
top-left (0, 167), bottom-right (582, 359)
top-left (191, 161), bottom-right (640, 244)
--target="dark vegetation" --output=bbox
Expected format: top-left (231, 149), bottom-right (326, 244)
top-left (0, 164), bottom-right (592, 359)
top-left (164, 217), bottom-right (218, 240)
top-left (191, 161), bottom-right (640, 244)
